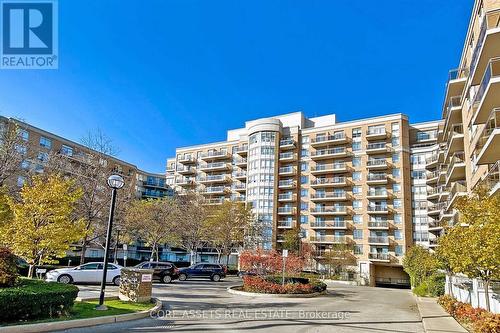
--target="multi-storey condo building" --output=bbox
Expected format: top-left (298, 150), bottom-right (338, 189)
top-left (425, 0), bottom-right (500, 245)
top-left (168, 112), bottom-right (447, 286)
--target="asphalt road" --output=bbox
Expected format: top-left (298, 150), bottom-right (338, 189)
top-left (61, 277), bottom-right (423, 333)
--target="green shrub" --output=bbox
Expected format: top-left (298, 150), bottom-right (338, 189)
top-left (0, 247), bottom-right (18, 287)
top-left (427, 273), bottom-right (445, 297)
top-left (0, 278), bottom-right (79, 322)
top-left (413, 282), bottom-right (429, 297)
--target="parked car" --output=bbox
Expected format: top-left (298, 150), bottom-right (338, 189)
top-left (237, 270), bottom-right (257, 278)
top-left (135, 261), bottom-right (179, 283)
top-left (45, 262), bottom-right (122, 286)
top-left (178, 263), bottom-right (227, 282)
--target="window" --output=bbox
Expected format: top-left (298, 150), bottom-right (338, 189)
top-left (354, 245), bottom-right (363, 255)
top-left (393, 183), bottom-right (401, 193)
top-left (301, 136), bottom-right (310, 144)
top-left (301, 149), bottom-right (309, 157)
top-left (353, 200), bottom-right (362, 210)
top-left (394, 230), bottom-right (403, 240)
top-left (392, 153), bottom-right (400, 163)
top-left (300, 202), bottom-right (308, 211)
top-left (352, 142), bottom-right (361, 151)
top-left (411, 170), bottom-right (425, 180)
top-left (61, 145), bottom-right (73, 156)
top-left (352, 157), bottom-right (361, 167)
top-left (39, 136), bottom-right (52, 149)
top-left (15, 144), bottom-right (27, 155)
top-left (300, 189), bottom-right (308, 197)
top-left (391, 122), bottom-right (400, 135)
top-left (21, 160), bottom-right (30, 169)
top-left (37, 151), bottom-right (49, 162)
top-left (394, 213), bottom-right (402, 224)
top-left (352, 128), bottom-right (361, 138)
top-left (353, 185), bottom-right (362, 195)
top-left (301, 162), bottom-right (308, 171)
top-left (353, 214), bottom-right (363, 224)
top-left (353, 171), bottom-right (362, 181)
top-left (394, 199), bottom-right (402, 208)
top-left (353, 229), bottom-right (363, 239)
top-left (300, 176), bottom-right (308, 184)
top-left (300, 215), bottom-right (308, 224)
top-left (391, 137), bottom-right (399, 147)
top-left (395, 245), bottom-right (403, 256)
top-left (392, 168), bottom-right (400, 178)
top-left (17, 176), bottom-right (26, 187)
top-left (18, 129), bottom-right (29, 141)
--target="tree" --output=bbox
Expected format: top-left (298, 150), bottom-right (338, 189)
top-left (205, 201), bottom-right (252, 264)
top-left (322, 244), bottom-right (354, 277)
top-left (439, 186), bottom-right (500, 311)
top-left (176, 193), bottom-right (210, 264)
top-left (239, 249), bottom-right (304, 276)
top-left (282, 226), bottom-right (301, 253)
top-left (0, 175), bottom-right (85, 277)
top-left (0, 118), bottom-right (27, 188)
top-left (402, 245), bottom-right (438, 287)
top-left (124, 198), bottom-right (180, 261)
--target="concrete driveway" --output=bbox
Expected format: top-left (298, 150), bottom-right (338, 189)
top-left (64, 277), bottom-right (423, 333)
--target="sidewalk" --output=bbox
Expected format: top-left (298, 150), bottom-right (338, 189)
top-left (416, 297), bottom-right (467, 333)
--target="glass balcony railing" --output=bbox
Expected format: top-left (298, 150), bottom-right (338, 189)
top-left (312, 133), bottom-right (346, 143)
top-left (470, 10), bottom-right (500, 76)
top-left (279, 139), bottom-right (295, 146)
top-left (312, 147), bottom-right (346, 157)
top-left (368, 236), bottom-right (389, 244)
top-left (311, 163), bottom-right (347, 171)
top-left (367, 159), bottom-right (387, 167)
top-left (367, 174), bottom-right (387, 181)
top-left (311, 191), bottom-right (346, 199)
top-left (367, 205), bottom-right (389, 212)
top-left (366, 128), bottom-right (386, 136)
top-left (311, 206), bottom-right (347, 213)
top-left (311, 177), bottom-right (346, 185)
top-left (474, 57), bottom-right (500, 105)
top-left (369, 253), bottom-right (390, 260)
top-left (368, 221), bottom-right (389, 228)
top-left (367, 190), bottom-right (388, 197)
top-left (279, 152), bottom-right (295, 159)
top-left (366, 143), bottom-right (387, 150)
top-left (483, 161), bottom-right (500, 190)
top-left (310, 221), bottom-right (346, 228)
top-left (477, 108), bottom-right (500, 151)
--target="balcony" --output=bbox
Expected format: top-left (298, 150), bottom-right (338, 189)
top-left (366, 173), bottom-right (388, 184)
top-left (199, 162), bottom-right (231, 171)
top-left (201, 151), bottom-right (232, 160)
top-left (445, 152), bottom-right (465, 185)
top-left (469, 10), bottom-right (500, 85)
top-left (366, 142), bottom-right (389, 154)
top-left (311, 133), bottom-right (347, 146)
top-left (310, 221), bottom-right (347, 229)
top-left (482, 161), bottom-right (500, 195)
top-left (197, 175), bottom-right (230, 184)
top-left (473, 57), bottom-right (500, 125)
top-left (368, 221), bottom-right (390, 229)
top-left (367, 205), bottom-right (390, 214)
top-left (442, 96), bottom-right (462, 129)
top-left (278, 179), bottom-right (296, 188)
top-left (277, 220), bottom-right (295, 228)
top-left (277, 207), bottom-right (296, 215)
top-left (368, 253), bottom-right (391, 262)
top-left (368, 237), bottom-right (390, 245)
top-left (311, 177), bottom-right (348, 187)
top-left (176, 178), bottom-right (195, 186)
top-left (234, 172), bottom-right (247, 180)
top-left (428, 202), bottom-right (447, 216)
top-left (279, 152), bottom-right (296, 161)
top-left (428, 219), bottom-right (443, 232)
top-left (443, 68), bottom-right (468, 112)
top-left (310, 191), bottom-right (349, 201)
top-left (366, 159), bottom-right (389, 170)
top-left (311, 147), bottom-right (349, 160)
top-left (310, 206), bottom-right (348, 215)
top-left (177, 165), bottom-right (196, 175)
top-left (178, 155), bottom-right (196, 164)
top-left (279, 139), bottom-right (295, 149)
top-left (425, 153), bottom-right (440, 169)
top-left (204, 198), bottom-right (226, 205)
top-left (233, 183), bottom-right (246, 192)
top-left (278, 193), bottom-right (296, 202)
top-left (279, 166), bottom-right (296, 175)
top-left (476, 109), bottom-right (500, 164)
top-left (235, 158), bottom-right (247, 167)
top-left (310, 235), bottom-right (347, 244)
top-left (366, 128), bottom-right (388, 140)
top-left (233, 195), bottom-right (246, 202)
top-left (444, 124), bottom-right (464, 160)
top-left (201, 186), bottom-right (229, 195)
top-left (367, 190), bottom-right (389, 199)
top-left (233, 145), bottom-right (248, 156)
top-left (310, 163), bottom-right (348, 174)
top-left (447, 181), bottom-right (467, 209)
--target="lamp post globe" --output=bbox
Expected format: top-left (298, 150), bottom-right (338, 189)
top-left (107, 174), bottom-right (125, 189)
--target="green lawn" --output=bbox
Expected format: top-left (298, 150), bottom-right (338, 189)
top-left (6, 299), bottom-right (155, 326)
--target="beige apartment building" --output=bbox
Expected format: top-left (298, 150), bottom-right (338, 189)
top-left (425, 0), bottom-right (500, 245)
top-left (167, 112), bottom-right (443, 286)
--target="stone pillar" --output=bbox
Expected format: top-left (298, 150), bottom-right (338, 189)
top-left (119, 268), bottom-right (154, 303)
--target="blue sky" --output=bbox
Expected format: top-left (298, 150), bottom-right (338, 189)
top-left (0, 0), bottom-right (473, 173)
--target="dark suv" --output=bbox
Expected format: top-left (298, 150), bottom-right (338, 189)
top-left (178, 263), bottom-right (227, 282)
top-left (135, 261), bottom-right (179, 283)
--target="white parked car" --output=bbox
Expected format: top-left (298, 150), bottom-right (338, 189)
top-left (45, 262), bottom-right (122, 285)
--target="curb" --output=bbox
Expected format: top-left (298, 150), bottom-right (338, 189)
top-left (0, 298), bottom-right (162, 333)
top-left (227, 286), bottom-right (328, 298)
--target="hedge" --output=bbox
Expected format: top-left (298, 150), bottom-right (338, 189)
top-left (0, 278), bottom-right (79, 322)
top-left (242, 275), bottom-right (327, 294)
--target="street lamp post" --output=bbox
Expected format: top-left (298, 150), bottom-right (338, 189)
top-left (96, 175), bottom-right (125, 310)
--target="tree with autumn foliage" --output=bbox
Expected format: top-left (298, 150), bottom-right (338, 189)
top-left (205, 201), bottom-right (252, 265)
top-left (0, 175), bottom-right (85, 277)
top-left (239, 249), bottom-right (305, 276)
top-left (438, 186), bottom-right (500, 312)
